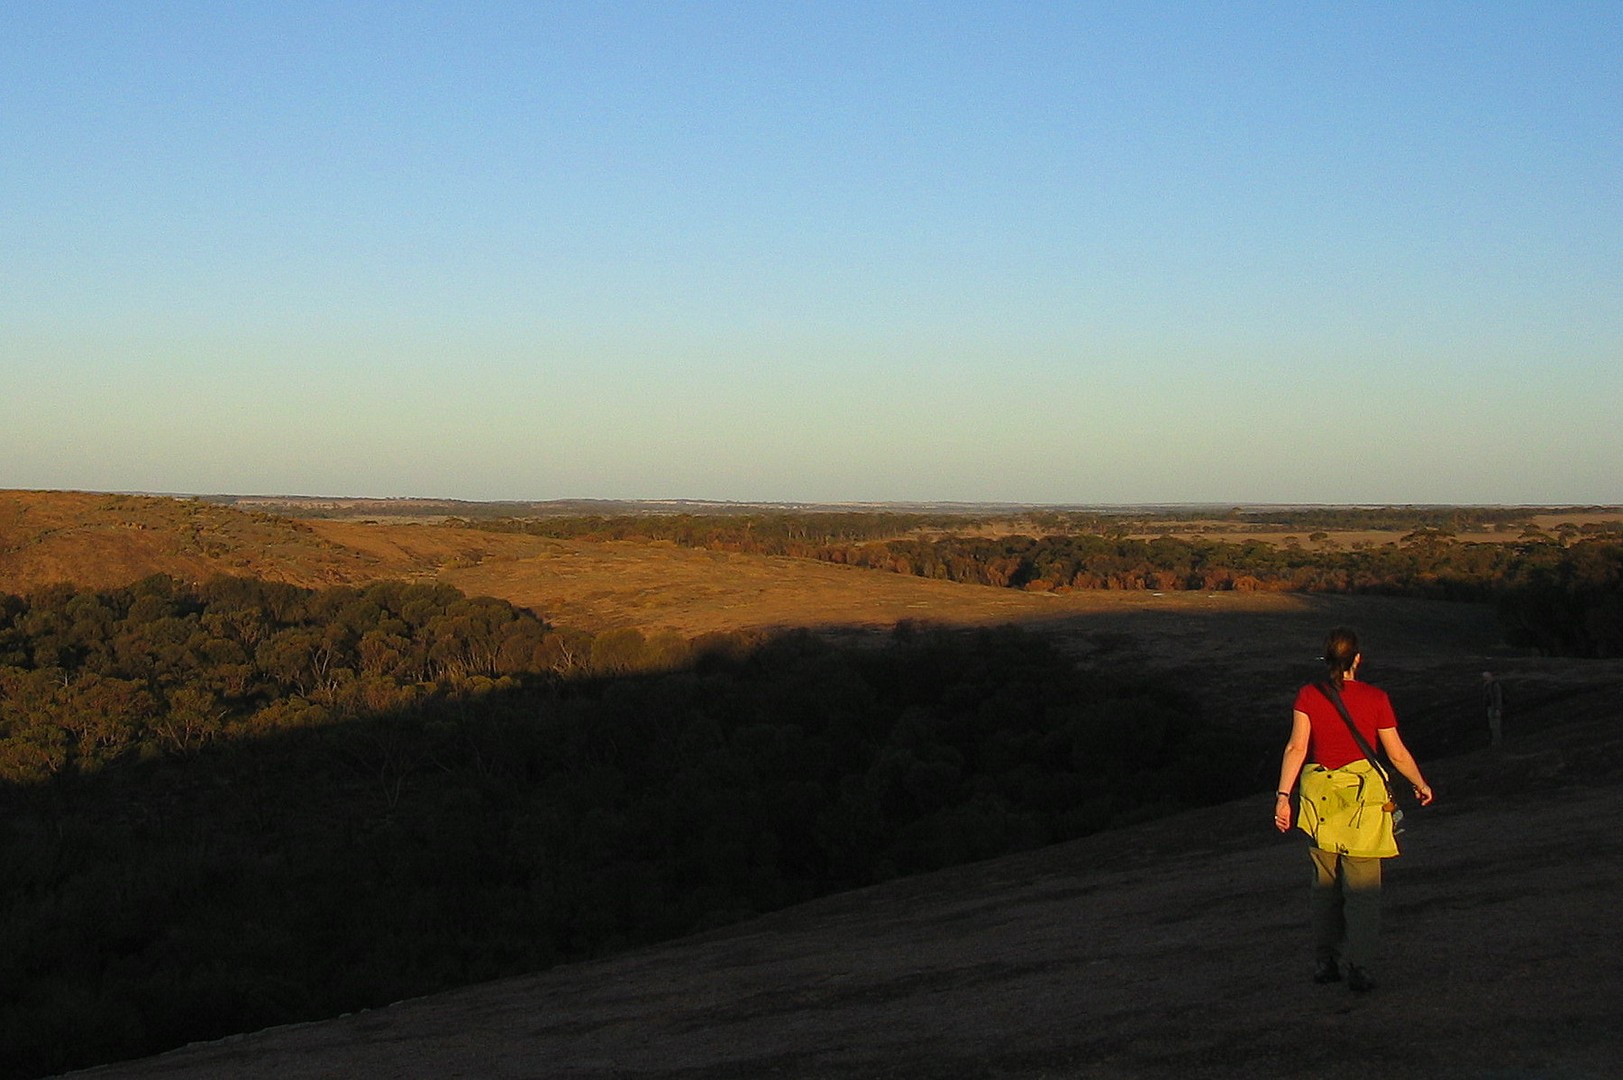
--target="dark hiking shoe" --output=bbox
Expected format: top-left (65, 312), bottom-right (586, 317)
top-left (1347, 965), bottom-right (1375, 993)
top-left (1313, 958), bottom-right (1341, 984)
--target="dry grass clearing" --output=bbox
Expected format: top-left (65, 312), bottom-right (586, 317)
top-left (0, 487), bottom-right (1578, 700)
top-left (0, 493), bottom-right (1348, 652)
top-left (0, 491), bottom-right (1506, 655)
top-left (4, 488), bottom-right (1524, 725)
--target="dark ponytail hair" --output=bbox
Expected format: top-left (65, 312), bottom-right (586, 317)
top-left (1324, 626), bottom-right (1359, 686)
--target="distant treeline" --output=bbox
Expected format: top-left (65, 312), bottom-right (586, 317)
top-left (459, 513), bottom-right (1623, 658)
top-left (451, 505), bottom-right (1570, 546)
top-left (0, 577), bottom-right (1253, 1078)
top-left (1214, 505), bottom-right (1593, 533)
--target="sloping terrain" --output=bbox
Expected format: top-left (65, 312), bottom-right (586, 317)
top-left (0, 490), bottom-right (1359, 638)
top-left (0, 491), bottom-right (386, 591)
top-left (65, 704), bottom-right (1623, 1080)
top-left (12, 489), bottom-right (1622, 1076)
top-left (0, 492), bottom-right (1517, 645)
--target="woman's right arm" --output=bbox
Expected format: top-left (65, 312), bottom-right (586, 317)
top-left (1274, 710), bottom-right (1312, 832)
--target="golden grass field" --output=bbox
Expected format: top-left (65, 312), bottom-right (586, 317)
top-left (0, 489), bottom-right (1531, 676)
top-left (0, 489), bottom-right (1072, 634)
top-left (19, 488), bottom-right (1606, 773)
top-left (6, 490), bottom-right (1607, 649)
top-left (0, 490), bottom-right (1519, 640)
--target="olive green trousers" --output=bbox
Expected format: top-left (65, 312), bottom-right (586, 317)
top-left (1309, 846), bottom-right (1383, 970)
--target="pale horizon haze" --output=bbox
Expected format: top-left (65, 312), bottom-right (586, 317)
top-left (3, 2), bottom-right (1619, 506)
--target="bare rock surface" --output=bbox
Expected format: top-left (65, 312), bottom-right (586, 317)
top-left (67, 708), bottom-right (1623, 1080)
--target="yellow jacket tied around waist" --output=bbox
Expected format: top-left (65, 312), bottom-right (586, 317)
top-left (1295, 759), bottom-right (1400, 859)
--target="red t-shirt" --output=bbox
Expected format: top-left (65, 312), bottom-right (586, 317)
top-left (1294, 680), bottom-right (1397, 770)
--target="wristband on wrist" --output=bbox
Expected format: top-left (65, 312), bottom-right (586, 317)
top-left (1275, 791), bottom-right (1291, 798)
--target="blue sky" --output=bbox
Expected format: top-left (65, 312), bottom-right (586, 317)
top-left (3, 2), bottom-right (1618, 505)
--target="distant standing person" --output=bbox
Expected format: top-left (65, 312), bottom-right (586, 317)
top-left (1483, 671), bottom-right (1504, 746)
top-left (1274, 627), bottom-right (1435, 993)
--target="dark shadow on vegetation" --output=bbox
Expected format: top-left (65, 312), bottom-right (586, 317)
top-left (1, 552), bottom-right (1618, 1079)
top-left (1, 578), bottom-right (1262, 1080)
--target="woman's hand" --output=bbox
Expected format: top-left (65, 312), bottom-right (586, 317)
top-left (1273, 793), bottom-right (1292, 832)
top-left (1413, 783), bottom-right (1435, 806)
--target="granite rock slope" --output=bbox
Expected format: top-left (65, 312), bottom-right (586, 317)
top-left (67, 710), bottom-right (1623, 1080)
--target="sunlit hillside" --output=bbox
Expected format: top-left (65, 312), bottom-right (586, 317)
top-left (0, 489), bottom-right (1314, 637)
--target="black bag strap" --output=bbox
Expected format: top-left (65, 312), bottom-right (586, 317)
top-left (1316, 681), bottom-right (1393, 787)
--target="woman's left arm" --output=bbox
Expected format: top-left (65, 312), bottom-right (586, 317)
top-left (1378, 727), bottom-right (1435, 805)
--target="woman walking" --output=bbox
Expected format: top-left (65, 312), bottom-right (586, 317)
top-left (1274, 627), bottom-right (1434, 992)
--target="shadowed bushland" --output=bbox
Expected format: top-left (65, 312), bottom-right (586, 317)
top-left (47, 697), bottom-right (1623, 1080)
top-left (3, 593), bottom-right (1261, 1080)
